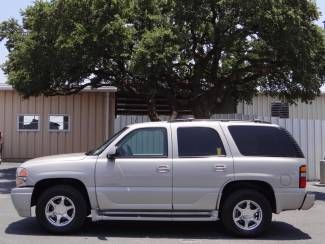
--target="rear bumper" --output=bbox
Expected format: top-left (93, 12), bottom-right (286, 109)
top-left (11, 187), bottom-right (33, 217)
top-left (275, 188), bottom-right (315, 213)
top-left (299, 193), bottom-right (315, 210)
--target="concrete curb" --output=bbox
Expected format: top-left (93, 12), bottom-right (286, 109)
top-left (313, 182), bottom-right (325, 187)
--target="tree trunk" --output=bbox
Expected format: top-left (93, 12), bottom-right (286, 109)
top-left (192, 105), bottom-right (211, 119)
top-left (147, 97), bottom-right (161, 121)
top-left (191, 98), bottom-right (211, 119)
top-left (170, 110), bottom-right (178, 120)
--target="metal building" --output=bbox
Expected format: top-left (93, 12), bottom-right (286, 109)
top-left (237, 94), bottom-right (325, 120)
top-left (0, 84), bottom-right (116, 161)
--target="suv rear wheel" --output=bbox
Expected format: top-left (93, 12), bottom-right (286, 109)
top-left (221, 189), bottom-right (272, 237)
top-left (36, 185), bottom-right (87, 233)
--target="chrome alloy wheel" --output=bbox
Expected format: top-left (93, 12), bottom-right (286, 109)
top-left (45, 196), bottom-right (76, 227)
top-left (232, 200), bottom-right (263, 231)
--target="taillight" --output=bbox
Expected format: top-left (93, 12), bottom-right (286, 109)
top-left (299, 165), bottom-right (307, 188)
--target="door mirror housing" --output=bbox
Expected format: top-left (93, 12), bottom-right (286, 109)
top-left (107, 146), bottom-right (117, 160)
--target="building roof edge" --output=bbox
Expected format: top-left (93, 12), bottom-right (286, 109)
top-left (0, 83), bottom-right (117, 93)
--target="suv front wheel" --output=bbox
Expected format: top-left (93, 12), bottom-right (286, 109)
top-left (221, 189), bottom-right (272, 237)
top-left (36, 185), bottom-right (87, 233)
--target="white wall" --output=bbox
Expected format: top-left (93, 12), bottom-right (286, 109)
top-left (237, 95), bottom-right (325, 120)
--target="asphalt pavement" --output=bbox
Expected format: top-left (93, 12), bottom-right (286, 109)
top-left (1, 162), bottom-right (325, 244)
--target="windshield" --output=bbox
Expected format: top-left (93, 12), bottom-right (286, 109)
top-left (86, 127), bottom-right (128, 156)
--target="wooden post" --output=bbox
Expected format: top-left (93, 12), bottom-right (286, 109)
top-left (105, 92), bottom-right (116, 139)
top-left (0, 132), bottom-right (3, 163)
top-left (108, 93), bottom-right (116, 136)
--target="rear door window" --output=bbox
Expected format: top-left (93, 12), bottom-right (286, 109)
top-left (228, 125), bottom-right (304, 158)
top-left (177, 127), bottom-right (226, 157)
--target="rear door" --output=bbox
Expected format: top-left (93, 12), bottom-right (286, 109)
top-left (171, 123), bottom-right (234, 210)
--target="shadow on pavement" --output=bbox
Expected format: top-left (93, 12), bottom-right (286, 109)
top-left (0, 167), bottom-right (17, 194)
top-left (5, 218), bottom-right (311, 241)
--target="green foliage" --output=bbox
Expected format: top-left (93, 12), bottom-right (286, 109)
top-left (1, 0), bottom-right (324, 118)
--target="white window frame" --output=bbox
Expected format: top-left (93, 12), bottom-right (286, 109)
top-left (17, 114), bottom-right (41, 132)
top-left (48, 114), bottom-right (70, 132)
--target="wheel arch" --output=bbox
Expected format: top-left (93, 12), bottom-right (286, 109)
top-left (31, 178), bottom-right (91, 213)
top-left (217, 180), bottom-right (277, 214)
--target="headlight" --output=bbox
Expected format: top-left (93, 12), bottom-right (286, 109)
top-left (16, 167), bottom-right (29, 187)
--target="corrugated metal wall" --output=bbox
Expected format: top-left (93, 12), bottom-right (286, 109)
top-left (115, 114), bottom-right (323, 180)
top-left (0, 90), bottom-right (114, 160)
top-left (237, 95), bottom-right (325, 120)
top-left (114, 115), bottom-right (170, 132)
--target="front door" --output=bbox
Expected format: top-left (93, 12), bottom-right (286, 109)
top-left (171, 123), bottom-right (234, 210)
top-left (95, 126), bottom-right (172, 210)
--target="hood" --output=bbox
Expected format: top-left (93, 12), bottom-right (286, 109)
top-left (22, 153), bottom-right (88, 167)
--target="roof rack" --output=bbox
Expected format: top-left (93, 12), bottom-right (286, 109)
top-left (251, 119), bottom-right (271, 124)
top-left (168, 118), bottom-right (271, 124)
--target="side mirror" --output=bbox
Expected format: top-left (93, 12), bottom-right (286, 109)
top-left (107, 146), bottom-right (117, 160)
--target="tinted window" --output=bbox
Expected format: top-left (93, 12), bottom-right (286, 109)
top-left (228, 125), bottom-right (304, 158)
top-left (177, 127), bottom-right (225, 157)
top-left (117, 128), bottom-right (167, 157)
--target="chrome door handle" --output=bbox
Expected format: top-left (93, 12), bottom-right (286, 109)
top-left (157, 165), bottom-right (170, 173)
top-left (214, 165), bottom-right (226, 172)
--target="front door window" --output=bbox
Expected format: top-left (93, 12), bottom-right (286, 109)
top-left (117, 128), bottom-right (168, 157)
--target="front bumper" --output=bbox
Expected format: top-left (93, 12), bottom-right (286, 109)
top-left (11, 187), bottom-right (33, 217)
top-left (300, 193), bottom-right (315, 210)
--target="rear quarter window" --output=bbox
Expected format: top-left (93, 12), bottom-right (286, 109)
top-left (228, 125), bottom-right (304, 158)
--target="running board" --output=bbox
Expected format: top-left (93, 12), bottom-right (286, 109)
top-left (91, 210), bottom-right (219, 222)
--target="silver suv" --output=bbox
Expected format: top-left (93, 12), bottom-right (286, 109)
top-left (11, 120), bottom-right (314, 237)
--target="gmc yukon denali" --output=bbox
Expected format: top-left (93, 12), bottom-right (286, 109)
top-left (11, 120), bottom-right (315, 237)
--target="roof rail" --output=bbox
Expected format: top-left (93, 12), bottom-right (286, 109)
top-left (168, 118), bottom-right (272, 123)
top-left (169, 115), bottom-right (195, 122)
top-left (251, 119), bottom-right (271, 124)
top-left (169, 118), bottom-right (196, 122)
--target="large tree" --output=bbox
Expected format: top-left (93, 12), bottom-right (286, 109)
top-left (1, 0), bottom-right (324, 120)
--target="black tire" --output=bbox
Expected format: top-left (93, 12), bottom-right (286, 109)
top-left (36, 185), bottom-right (87, 234)
top-left (220, 189), bottom-right (272, 237)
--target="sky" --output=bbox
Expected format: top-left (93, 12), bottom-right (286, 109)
top-left (0, 0), bottom-right (324, 84)
top-left (0, 0), bottom-right (34, 83)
